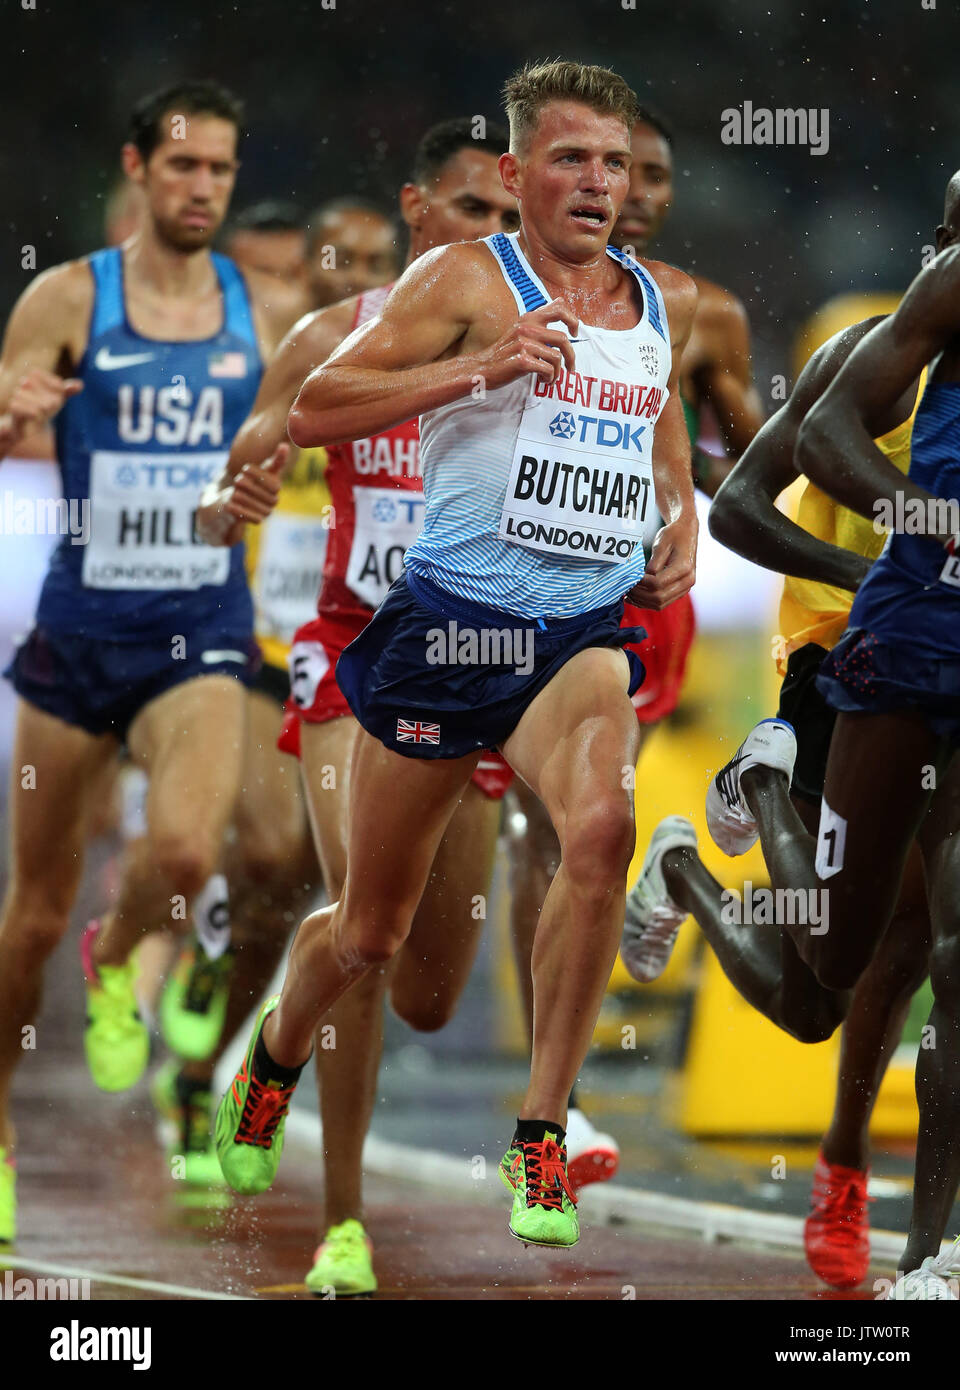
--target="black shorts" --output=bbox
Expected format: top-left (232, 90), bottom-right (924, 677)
top-left (336, 569), bottom-right (647, 760)
top-left (251, 659), bottom-right (290, 706)
top-left (777, 642), bottom-right (836, 805)
top-left (4, 625), bottom-right (260, 742)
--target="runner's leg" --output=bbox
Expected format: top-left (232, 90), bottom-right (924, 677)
top-left (502, 647), bottom-right (640, 1125)
top-left (93, 676), bottom-right (247, 967)
top-left (0, 700), bottom-right (116, 1146)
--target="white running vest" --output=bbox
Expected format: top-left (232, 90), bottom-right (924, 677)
top-left (404, 231), bottom-right (671, 619)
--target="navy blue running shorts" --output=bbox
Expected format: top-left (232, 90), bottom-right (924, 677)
top-left (335, 569), bottom-right (647, 760)
top-left (4, 625), bottom-right (261, 741)
top-left (817, 626), bottom-right (960, 746)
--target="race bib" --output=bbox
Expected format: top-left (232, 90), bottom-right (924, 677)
top-left (83, 450), bottom-right (230, 591)
top-left (498, 373), bottom-right (665, 564)
top-left (346, 485), bottom-right (426, 607)
top-left (254, 510), bottom-right (330, 645)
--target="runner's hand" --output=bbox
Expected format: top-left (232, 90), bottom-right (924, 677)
top-left (224, 443), bottom-right (291, 525)
top-left (5, 369), bottom-right (82, 437)
top-left (626, 515), bottom-right (698, 610)
top-left (474, 299), bottom-right (580, 389)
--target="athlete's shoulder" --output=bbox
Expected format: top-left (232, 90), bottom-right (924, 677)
top-left (16, 257), bottom-right (95, 316)
top-left (289, 296), bottom-right (359, 354)
top-left (788, 316), bottom-right (887, 412)
top-left (690, 274), bottom-right (749, 331)
top-left (637, 258), bottom-right (697, 343)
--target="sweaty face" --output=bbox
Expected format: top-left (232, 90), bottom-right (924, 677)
top-left (612, 123), bottom-right (673, 255)
top-left (407, 147), bottom-right (519, 250)
top-left (135, 114), bottom-right (239, 252)
top-left (307, 210), bottom-right (397, 307)
top-left (227, 228), bottom-right (307, 282)
top-left (507, 101), bottom-right (632, 262)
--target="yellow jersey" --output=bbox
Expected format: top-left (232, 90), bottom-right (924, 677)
top-left (792, 292), bottom-right (902, 384)
top-left (244, 446), bottom-right (332, 671)
top-left (778, 381), bottom-right (921, 667)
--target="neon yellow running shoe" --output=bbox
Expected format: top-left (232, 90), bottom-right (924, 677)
top-left (499, 1128), bottom-right (579, 1248)
top-left (305, 1220), bottom-right (377, 1297)
top-left (152, 1061), bottom-right (225, 1187)
top-left (81, 921), bottom-right (150, 1093)
top-left (0, 1147), bottom-right (16, 1245)
top-left (215, 996), bottom-right (299, 1195)
top-left (160, 935), bottom-right (234, 1062)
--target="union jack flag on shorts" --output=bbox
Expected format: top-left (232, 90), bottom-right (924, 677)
top-left (396, 718), bottom-right (441, 744)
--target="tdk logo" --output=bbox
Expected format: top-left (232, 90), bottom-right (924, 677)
top-left (113, 460), bottom-right (221, 489)
top-left (548, 411), bottom-right (646, 453)
top-left (372, 497), bottom-right (398, 523)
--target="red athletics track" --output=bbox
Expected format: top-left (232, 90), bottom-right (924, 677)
top-left (2, 1054), bottom-right (876, 1302)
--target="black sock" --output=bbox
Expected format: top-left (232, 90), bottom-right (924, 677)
top-left (514, 1117), bottom-right (566, 1147)
top-left (175, 1070), bottom-right (212, 1105)
top-left (253, 1029), bottom-right (305, 1088)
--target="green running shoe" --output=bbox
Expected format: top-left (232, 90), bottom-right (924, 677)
top-left (215, 996), bottom-right (297, 1195)
top-left (153, 1061), bottom-right (226, 1188)
top-left (305, 1219), bottom-right (377, 1297)
top-left (0, 1147), bottom-right (16, 1245)
top-left (160, 935), bottom-right (234, 1062)
top-left (81, 921), bottom-right (150, 1093)
top-left (499, 1128), bottom-right (579, 1248)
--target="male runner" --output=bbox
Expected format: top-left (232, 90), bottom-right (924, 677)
top-left (215, 59), bottom-right (698, 1251)
top-left (198, 117), bottom-right (519, 1291)
top-left (506, 106), bottom-right (764, 1190)
top-left (647, 313), bottom-right (927, 1287)
top-left (627, 202), bottom-right (960, 1295)
top-left (0, 80), bottom-right (293, 1244)
top-left (154, 191), bottom-right (397, 1187)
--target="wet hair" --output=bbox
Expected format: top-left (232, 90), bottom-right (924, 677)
top-left (635, 105), bottom-right (673, 147)
top-left (228, 201), bottom-right (306, 235)
top-left (128, 80), bottom-right (244, 161)
top-left (411, 117), bottom-right (510, 184)
top-left (503, 59), bottom-right (638, 154)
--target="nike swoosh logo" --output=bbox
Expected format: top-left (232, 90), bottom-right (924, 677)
top-left (201, 650), bottom-right (247, 664)
top-left (94, 347), bottom-right (156, 370)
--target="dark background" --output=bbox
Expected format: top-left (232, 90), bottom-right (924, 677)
top-left (3, 0), bottom-right (958, 392)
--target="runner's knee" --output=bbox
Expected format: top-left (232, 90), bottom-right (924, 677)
top-left (390, 985), bottom-right (455, 1033)
top-left (560, 792), bottom-right (635, 887)
top-left (151, 833), bottom-right (219, 901)
top-left (0, 896), bottom-right (71, 962)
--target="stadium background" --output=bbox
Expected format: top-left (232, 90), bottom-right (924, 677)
top-left (1, 0), bottom-right (955, 1253)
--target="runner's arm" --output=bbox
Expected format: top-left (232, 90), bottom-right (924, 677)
top-left (196, 303), bottom-right (352, 546)
top-left (287, 243), bottom-right (577, 448)
top-left (797, 250), bottom-right (960, 537)
top-left (709, 322), bottom-right (884, 590)
top-left (688, 285), bottom-right (765, 495)
top-left (628, 266), bottom-right (699, 610)
top-left (0, 265), bottom-right (88, 463)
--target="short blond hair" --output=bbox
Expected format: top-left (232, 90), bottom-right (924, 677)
top-left (503, 59), bottom-right (638, 154)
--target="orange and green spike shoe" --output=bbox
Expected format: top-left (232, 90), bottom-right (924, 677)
top-left (215, 996), bottom-right (301, 1195)
top-left (499, 1127), bottom-right (579, 1248)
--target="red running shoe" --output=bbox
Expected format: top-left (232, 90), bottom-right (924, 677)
top-left (804, 1149), bottom-right (872, 1289)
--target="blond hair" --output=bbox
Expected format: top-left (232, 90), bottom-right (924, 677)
top-left (503, 59), bottom-right (638, 154)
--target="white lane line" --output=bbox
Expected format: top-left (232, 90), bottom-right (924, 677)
top-left (282, 1110), bottom-right (933, 1267)
top-left (0, 1252), bottom-right (251, 1301)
